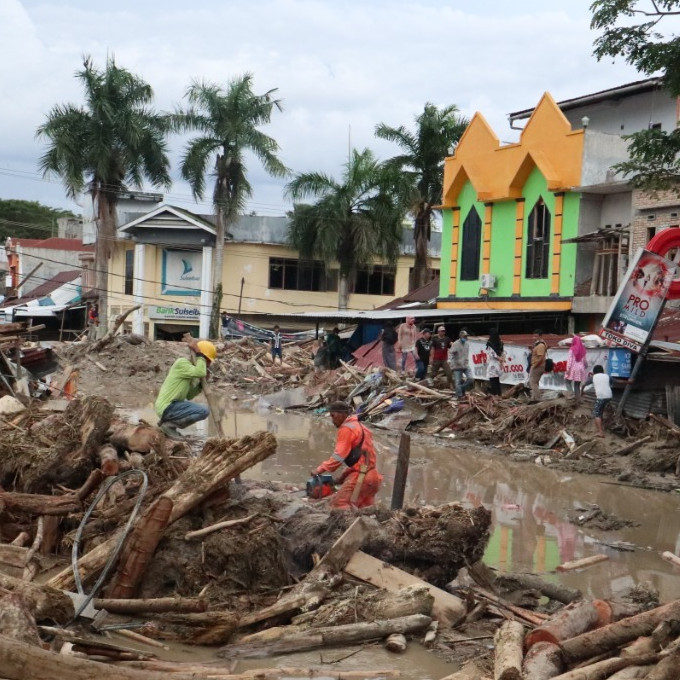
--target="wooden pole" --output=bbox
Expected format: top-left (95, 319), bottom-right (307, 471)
top-left (391, 432), bottom-right (411, 510)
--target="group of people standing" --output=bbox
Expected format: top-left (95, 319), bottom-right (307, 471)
top-left (380, 319), bottom-right (507, 399)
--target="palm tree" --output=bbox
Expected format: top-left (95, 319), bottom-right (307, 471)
top-left (37, 56), bottom-right (171, 330)
top-left (376, 103), bottom-right (468, 291)
top-left (173, 74), bottom-right (287, 335)
top-left (286, 148), bottom-right (406, 310)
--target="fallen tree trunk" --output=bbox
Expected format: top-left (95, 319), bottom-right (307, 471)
top-left (551, 654), bottom-right (659, 680)
top-left (523, 641), bottom-right (564, 680)
top-left (88, 305), bottom-right (141, 353)
top-left (0, 592), bottom-right (41, 646)
top-left (494, 620), bottom-right (524, 680)
top-left (0, 633), bottom-right (192, 680)
top-left (0, 573), bottom-right (73, 624)
top-left (498, 572), bottom-right (581, 604)
top-left (93, 597), bottom-right (207, 615)
top-left (0, 492), bottom-right (81, 516)
top-left (104, 497), bottom-right (173, 599)
top-left (525, 600), bottom-right (610, 650)
top-left (218, 613), bottom-right (432, 658)
top-left (143, 611), bottom-right (240, 646)
top-left (47, 432), bottom-right (277, 591)
top-left (560, 600), bottom-right (680, 664)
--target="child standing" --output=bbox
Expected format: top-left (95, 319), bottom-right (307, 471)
top-left (270, 325), bottom-right (283, 363)
top-left (584, 364), bottom-right (612, 437)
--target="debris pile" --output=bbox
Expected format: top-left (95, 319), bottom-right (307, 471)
top-left (0, 389), bottom-right (494, 679)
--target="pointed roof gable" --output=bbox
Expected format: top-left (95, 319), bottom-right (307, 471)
top-left (118, 204), bottom-right (216, 235)
top-left (442, 92), bottom-right (584, 206)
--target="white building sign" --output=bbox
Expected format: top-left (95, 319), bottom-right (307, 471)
top-left (148, 305), bottom-right (201, 321)
top-left (161, 249), bottom-right (203, 295)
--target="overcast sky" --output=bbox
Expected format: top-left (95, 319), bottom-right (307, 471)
top-left (0, 0), bottom-right (642, 218)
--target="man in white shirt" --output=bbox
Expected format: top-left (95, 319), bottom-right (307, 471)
top-left (584, 364), bottom-right (612, 437)
top-left (397, 316), bottom-right (418, 374)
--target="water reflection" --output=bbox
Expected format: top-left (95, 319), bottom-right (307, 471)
top-left (126, 399), bottom-right (680, 604)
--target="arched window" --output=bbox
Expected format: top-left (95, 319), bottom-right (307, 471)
top-left (460, 207), bottom-right (482, 281)
top-left (525, 198), bottom-right (551, 279)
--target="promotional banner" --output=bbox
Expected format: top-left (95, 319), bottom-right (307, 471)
top-left (600, 248), bottom-right (676, 352)
top-left (161, 249), bottom-right (203, 295)
top-left (468, 339), bottom-right (613, 391)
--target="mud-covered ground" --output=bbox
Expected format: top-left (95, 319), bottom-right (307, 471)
top-left (47, 337), bottom-right (680, 494)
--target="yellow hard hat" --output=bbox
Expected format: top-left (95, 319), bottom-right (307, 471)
top-left (196, 340), bottom-right (217, 362)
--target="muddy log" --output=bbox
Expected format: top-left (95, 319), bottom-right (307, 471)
top-left (104, 497), bottom-right (173, 599)
top-left (646, 648), bottom-right (680, 679)
top-left (523, 641), bottom-right (564, 680)
top-left (494, 620), bottom-right (524, 680)
top-left (143, 611), bottom-right (240, 645)
top-left (560, 600), bottom-right (680, 665)
top-left (217, 613), bottom-right (432, 658)
top-left (88, 305), bottom-right (141, 353)
top-left (47, 431), bottom-right (277, 591)
top-left (525, 600), bottom-right (611, 650)
top-left (608, 668), bottom-right (651, 679)
top-left (497, 573), bottom-right (581, 605)
top-left (0, 492), bottom-right (81, 516)
top-left (0, 592), bottom-right (41, 646)
top-left (0, 574), bottom-right (73, 624)
top-left (117, 663), bottom-right (400, 680)
top-left (551, 654), bottom-right (659, 680)
top-left (0, 633), bottom-right (194, 680)
top-left (93, 597), bottom-right (207, 615)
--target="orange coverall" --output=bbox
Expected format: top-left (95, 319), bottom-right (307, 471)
top-left (315, 415), bottom-right (382, 509)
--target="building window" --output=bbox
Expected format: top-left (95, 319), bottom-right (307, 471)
top-left (268, 257), bottom-right (337, 291)
top-left (525, 198), bottom-right (551, 279)
top-left (460, 207), bottom-right (482, 281)
top-left (124, 250), bottom-right (134, 295)
top-left (354, 266), bottom-right (396, 296)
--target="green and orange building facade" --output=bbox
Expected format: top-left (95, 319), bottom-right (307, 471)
top-left (439, 93), bottom-right (584, 312)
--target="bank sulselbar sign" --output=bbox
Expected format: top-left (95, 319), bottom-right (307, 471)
top-left (148, 305), bottom-right (201, 321)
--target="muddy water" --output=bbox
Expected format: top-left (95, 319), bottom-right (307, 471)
top-left (128, 397), bottom-right (680, 678)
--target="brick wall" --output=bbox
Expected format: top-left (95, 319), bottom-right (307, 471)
top-left (631, 188), bottom-right (680, 252)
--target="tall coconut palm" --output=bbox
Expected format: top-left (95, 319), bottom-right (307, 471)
top-left (37, 56), bottom-right (171, 330)
top-left (376, 103), bottom-right (468, 291)
top-left (286, 148), bottom-right (406, 310)
top-left (173, 74), bottom-right (287, 336)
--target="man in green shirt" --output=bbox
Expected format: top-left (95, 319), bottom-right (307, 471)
top-left (155, 339), bottom-right (217, 439)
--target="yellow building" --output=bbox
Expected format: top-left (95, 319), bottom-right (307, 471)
top-left (108, 205), bottom-right (440, 338)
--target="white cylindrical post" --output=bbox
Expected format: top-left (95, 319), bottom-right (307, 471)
top-left (200, 245), bottom-right (213, 339)
top-left (132, 243), bottom-right (145, 336)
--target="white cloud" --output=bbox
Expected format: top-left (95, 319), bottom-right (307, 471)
top-left (1, 0), bottom-right (641, 214)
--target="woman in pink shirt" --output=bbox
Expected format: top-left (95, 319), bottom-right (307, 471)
top-left (565, 335), bottom-right (588, 402)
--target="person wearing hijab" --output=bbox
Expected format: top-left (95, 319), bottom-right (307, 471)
top-left (485, 329), bottom-right (505, 396)
top-left (565, 334), bottom-right (588, 402)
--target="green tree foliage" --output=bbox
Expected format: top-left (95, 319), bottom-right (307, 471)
top-left (36, 56), bottom-right (171, 328)
top-left (172, 74), bottom-right (287, 335)
top-left (376, 103), bottom-right (468, 290)
top-left (592, 0), bottom-right (680, 188)
top-left (286, 148), bottom-right (406, 310)
top-left (0, 198), bottom-right (76, 241)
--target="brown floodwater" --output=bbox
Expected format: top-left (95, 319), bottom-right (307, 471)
top-left (124, 395), bottom-right (680, 679)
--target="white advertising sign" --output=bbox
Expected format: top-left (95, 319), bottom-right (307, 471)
top-left (467, 340), bottom-right (611, 391)
top-left (161, 249), bottom-right (203, 295)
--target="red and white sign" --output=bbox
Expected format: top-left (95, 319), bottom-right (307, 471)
top-left (467, 340), bottom-right (610, 391)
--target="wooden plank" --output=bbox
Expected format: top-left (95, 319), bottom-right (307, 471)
top-left (0, 544), bottom-right (29, 570)
top-left (344, 550), bottom-right (466, 627)
top-left (312, 517), bottom-right (373, 577)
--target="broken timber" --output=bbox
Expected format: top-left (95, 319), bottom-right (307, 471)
top-left (344, 550), bottom-right (466, 626)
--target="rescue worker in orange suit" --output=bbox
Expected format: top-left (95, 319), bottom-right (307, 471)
top-left (313, 401), bottom-right (382, 509)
